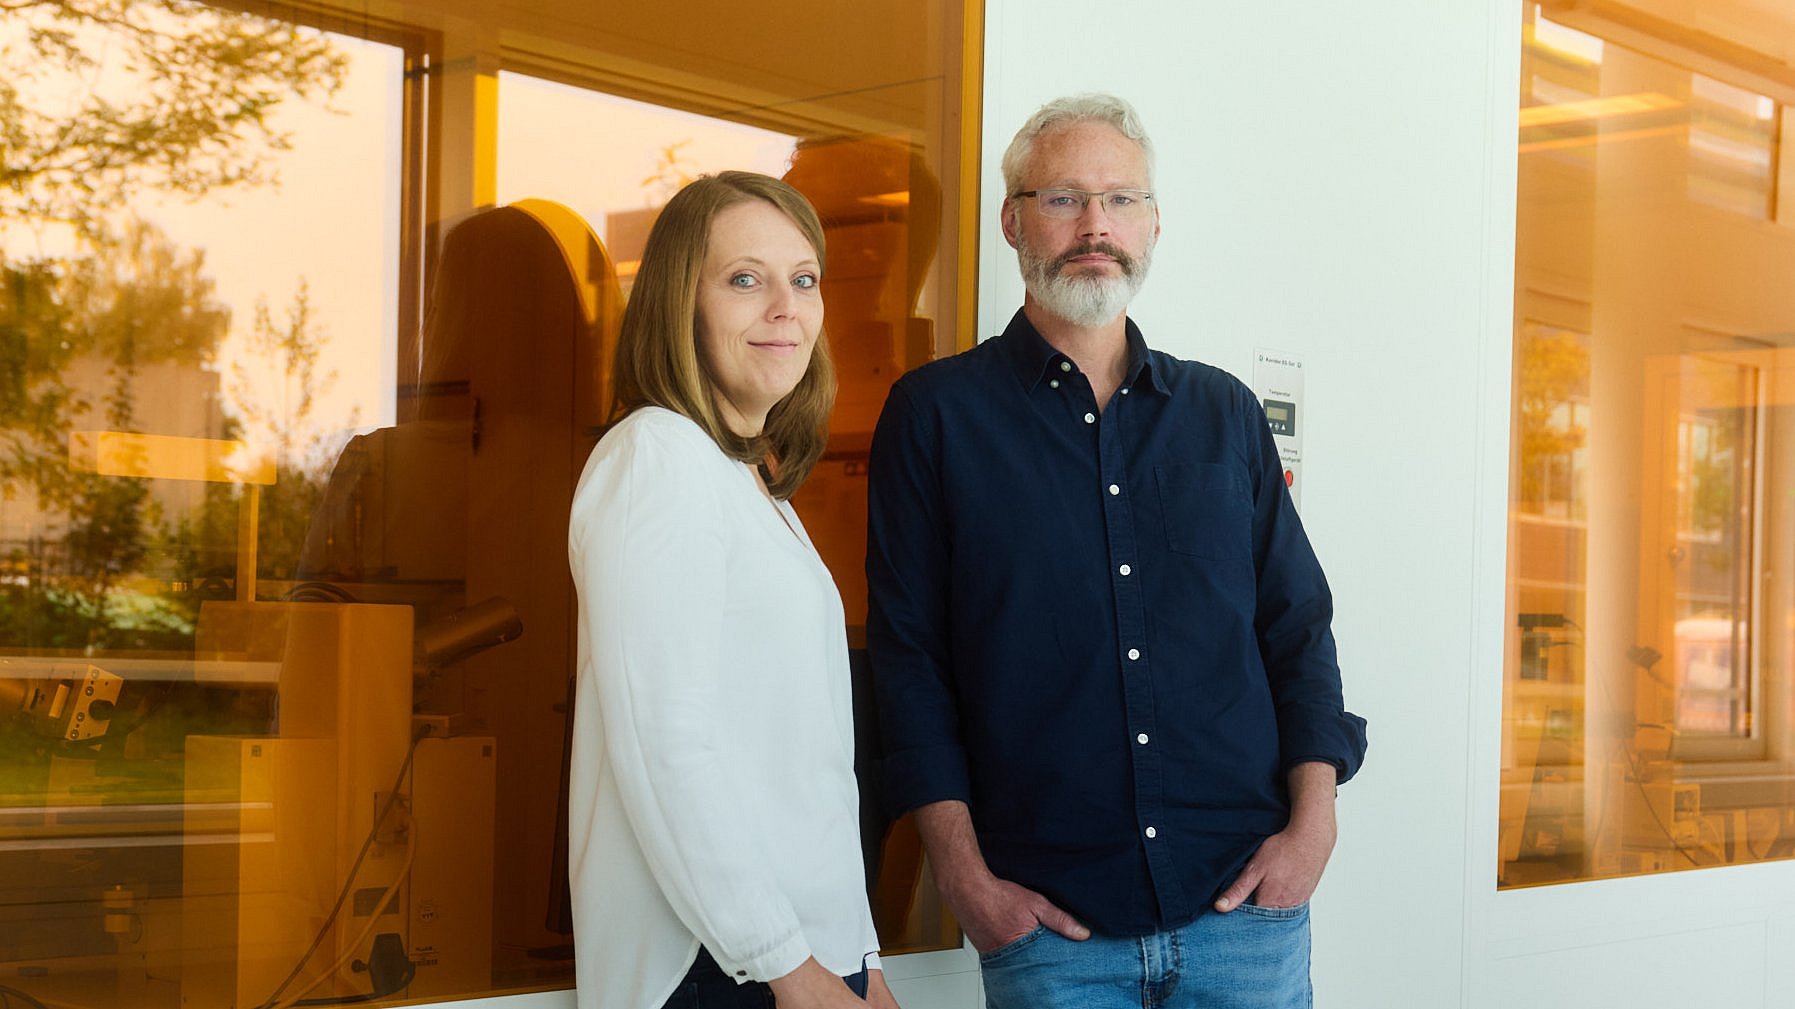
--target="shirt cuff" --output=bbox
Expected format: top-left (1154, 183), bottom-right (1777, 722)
top-left (864, 950), bottom-right (883, 973)
top-left (713, 931), bottom-right (811, 986)
top-left (880, 742), bottom-right (973, 817)
top-left (1278, 708), bottom-right (1368, 784)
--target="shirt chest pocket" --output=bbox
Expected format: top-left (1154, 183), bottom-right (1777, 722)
top-left (1154, 462), bottom-right (1252, 561)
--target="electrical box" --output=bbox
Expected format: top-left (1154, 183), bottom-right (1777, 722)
top-left (182, 602), bottom-right (413, 1008)
top-left (406, 734), bottom-right (497, 997)
top-left (1252, 349), bottom-right (1305, 507)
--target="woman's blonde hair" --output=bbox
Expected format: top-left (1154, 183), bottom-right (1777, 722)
top-left (611, 171), bottom-right (834, 499)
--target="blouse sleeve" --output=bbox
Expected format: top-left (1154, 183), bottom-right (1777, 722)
top-left (568, 417), bottom-right (811, 983)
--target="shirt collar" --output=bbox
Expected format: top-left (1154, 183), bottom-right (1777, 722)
top-left (997, 308), bottom-right (1171, 398)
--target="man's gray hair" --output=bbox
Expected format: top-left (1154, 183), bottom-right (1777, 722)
top-left (999, 93), bottom-right (1154, 195)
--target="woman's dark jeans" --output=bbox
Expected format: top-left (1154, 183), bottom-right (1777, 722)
top-left (659, 948), bottom-right (869, 1008)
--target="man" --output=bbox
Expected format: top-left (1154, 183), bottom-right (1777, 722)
top-left (865, 94), bottom-right (1367, 1009)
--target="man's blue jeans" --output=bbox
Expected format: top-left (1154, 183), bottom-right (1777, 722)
top-left (979, 903), bottom-right (1312, 1009)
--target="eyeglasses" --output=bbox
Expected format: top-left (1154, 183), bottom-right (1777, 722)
top-left (1011, 188), bottom-right (1154, 220)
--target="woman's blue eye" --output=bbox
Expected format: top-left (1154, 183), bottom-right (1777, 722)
top-left (793, 273), bottom-right (818, 289)
top-left (730, 273), bottom-right (758, 288)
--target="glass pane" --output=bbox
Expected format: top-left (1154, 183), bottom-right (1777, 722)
top-left (1663, 355), bottom-right (1756, 739)
top-left (0, 7), bottom-right (410, 1004)
top-left (1502, 3), bottom-right (1795, 889)
top-left (0, 0), bottom-right (977, 1003)
top-left (493, 66), bottom-right (963, 957)
top-left (1687, 74), bottom-right (1777, 219)
top-left (494, 77), bottom-right (801, 295)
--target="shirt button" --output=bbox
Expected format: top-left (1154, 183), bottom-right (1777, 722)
top-left (1060, 360), bottom-right (1073, 373)
top-left (1049, 379), bottom-right (1060, 389)
top-left (1127, 648), bottom-right (1141, 660)
top-left (1121, 387), bottom-right (1131, 395)
top-left (1145, 826), bottom-right (1158, 839)
top-left (735, 970), bottom-right (748, 977)
top-left (1083, 412), bottom-right (1095, 424)
top-left (1118, 564), bottom-right (1131, 576)
top-left (1137, 733), bottom-right (1149, 744)
top-left (1108, 484), bottom-right (1120, 495)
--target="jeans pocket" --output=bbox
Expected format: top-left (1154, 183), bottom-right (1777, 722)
top-left (977, 924), bottom-right (1050, 964)
top-left (1236, 899), bottom-right (1310, 921)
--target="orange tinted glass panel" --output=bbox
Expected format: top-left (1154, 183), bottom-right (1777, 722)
top-left (1502, 2), bottom-right (1795, 888)
top-left (0, 0), bottom-right (977, 1003)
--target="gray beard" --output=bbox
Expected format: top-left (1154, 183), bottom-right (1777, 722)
top-left (1018, 238), bottom-right (1152, 328)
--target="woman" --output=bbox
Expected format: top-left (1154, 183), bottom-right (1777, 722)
top-left (567, 171), bottom-right (897, 1009)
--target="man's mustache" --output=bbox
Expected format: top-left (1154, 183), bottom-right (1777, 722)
top-left (1051, 243), bottom-right (1137, 276)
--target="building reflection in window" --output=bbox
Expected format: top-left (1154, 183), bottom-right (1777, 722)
top-left (1503, 1), bottom-right (1795, 888)
top-left (0, 0), bottom-right (978, 1004)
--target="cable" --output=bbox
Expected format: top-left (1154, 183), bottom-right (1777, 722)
top-left (257, 750), bottom-right (418, 1009)
top-left (1584, 644), bottom-right (1703, 868)
top-left (1514, 630), bottom-right (1704, 870)
top-left (254, 734), bottom-right (421, 1009)
top-left (281, 582), bottom-right (361, 603)
top-left (1618, 749), bottom-right (1701, 868)
top-left (292, 945), bottom-right (418, 1006)
top-left (252, 729), bottom-right (426, 1009)
top-left (0, 986), bottom-right (51, 1009)
top-left (275, 837), bottom-right (418, 1009)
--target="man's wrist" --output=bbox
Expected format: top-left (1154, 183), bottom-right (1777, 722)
top-left (929, 850), bottom-right (997, 903)
top-left (1286, 804), bottom-right (1338, 837)
top-left (912, 800), bottom-right (996, 900)
top-left (1285, 760), bottom-right (1339, 830)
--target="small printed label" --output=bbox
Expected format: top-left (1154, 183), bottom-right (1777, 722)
top-left (1253, 349), bottom-right (1305, 509)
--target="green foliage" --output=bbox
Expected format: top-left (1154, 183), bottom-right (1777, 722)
top-left (1515, 324), bottom-right (1590, 510)
top-left (1, 220), bottom-right (228, 485)
top-left (1687, 415), bottom-right (1743, 541)
top-left (0, 258), bottom-right (74, 428)
top-left (0, 221), bottom-right (227, 647)
top-left (231, 281), bottom-right (344, 579)
top-left (0, 1), bottom-right (345, 648)
top-left (1, 0), bottom-right (347, 238)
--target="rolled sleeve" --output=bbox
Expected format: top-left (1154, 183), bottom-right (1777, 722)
top-left (880, 742), bottom-right (973, 812)
top-left (717, 934), bottom-right (811, 986)
top-left (1279, 709), bottom-right (1370, 784)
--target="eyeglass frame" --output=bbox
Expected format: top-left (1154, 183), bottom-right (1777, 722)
top-left (1008, 187), bottom-right (1155, 219)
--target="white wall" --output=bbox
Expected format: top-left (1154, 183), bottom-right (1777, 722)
top-left (977, 1), bottom-right (1512, 1006)
top-left (975, 2), bottom-right (1795, 1009)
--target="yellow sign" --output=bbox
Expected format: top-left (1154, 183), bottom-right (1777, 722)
top-left (66, 431), bottom-right (277, 485)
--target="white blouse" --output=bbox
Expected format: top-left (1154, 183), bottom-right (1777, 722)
top-left (566, 407), bottom-right (880, 1009)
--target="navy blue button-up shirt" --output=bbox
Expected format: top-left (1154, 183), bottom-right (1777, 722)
top-left (865, 310), bottom-right (1368, 937)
